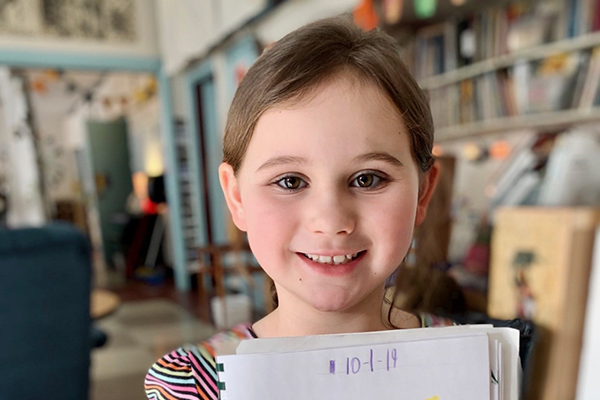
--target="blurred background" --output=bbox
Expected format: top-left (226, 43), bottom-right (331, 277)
top-left (0, 0), bottom-right (599, 399)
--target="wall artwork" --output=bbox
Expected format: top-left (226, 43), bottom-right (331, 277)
top-left (0, 0), bottom-right (136, 41)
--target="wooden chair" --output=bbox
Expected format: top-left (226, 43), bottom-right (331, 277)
top-left (196, 242), bottom-right (274, 325)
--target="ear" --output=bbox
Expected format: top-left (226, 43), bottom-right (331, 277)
top-left (414, 161), bottom-right (440, 227)
top-left (218, 162), bottom-right (247, 232)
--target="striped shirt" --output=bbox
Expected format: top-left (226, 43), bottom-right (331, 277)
top-left (144, 316), bottom-right (453, 400)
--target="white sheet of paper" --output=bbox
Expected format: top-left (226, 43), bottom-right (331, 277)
top-left (490, 340), bottom-right (499, 400)
top-left (218, 333), bottom-right (490, 400)
top-left (237, 325), bottom-right (520, 400)
top-left (473, 327), bottom-right (519, 400)
top-left (237, 324), bottom-right (495, 355)
top-left (499, 341), bottom-right (504, 400)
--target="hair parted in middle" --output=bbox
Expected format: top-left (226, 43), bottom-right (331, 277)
top-left (222, 15), bottom-right (435, 175)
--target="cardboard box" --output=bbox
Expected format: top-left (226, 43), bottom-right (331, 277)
top-left (488, 207), bottom-right (600, 400)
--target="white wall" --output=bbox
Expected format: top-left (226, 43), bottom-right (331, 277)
top-left (208, 0), bottom-right (358, 137)
top-left (0, 0), bottom-right (159, 57)
top-left (155, 0), bottom-right (219, 74)
top-left (219, 0), bottom-right (267, 37)
top-left (155, 0), bottom-right (269, 75)
top-left (254, 0), bottom-right (357, 44)
top-left (158, 0), bottom-right (359, 76)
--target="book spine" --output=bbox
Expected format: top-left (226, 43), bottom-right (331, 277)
top-left (512, 61), bottom-right (531, 114)
top-left (569, 0), bottom-right (579, 38)
top-left (593, 0), bottom-right (600, 31)
top-left (579, 47), bottom-right (600, 108)
top-left (444, 20), bottom-right (458, 72)
top-left (570, 50), bottom-right (592, 108)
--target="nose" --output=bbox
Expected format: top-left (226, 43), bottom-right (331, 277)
top-left (306, 188), bottom-right (356, 236)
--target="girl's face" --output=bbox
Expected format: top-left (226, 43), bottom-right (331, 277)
top-left (220, 76), bottom-right (436, 314)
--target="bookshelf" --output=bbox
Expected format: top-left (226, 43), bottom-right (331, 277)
top-left (407, 0), bottom-right (600, 141)
top-left (435, 106), bottom-right (600, 141)
top-left (387, 6), bottom-right (600, 399)
top-left (419, 31), bottom-right (600, 90)
top-left (394, 4), bottom-right (600, 399)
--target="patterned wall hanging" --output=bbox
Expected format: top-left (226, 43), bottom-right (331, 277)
top-left (0, 0), bottom-right (136, 41)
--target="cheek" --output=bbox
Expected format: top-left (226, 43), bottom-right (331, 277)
top-left (243, 194), bottom-right (298, 263)
top-left (369, 193), bottom-right (418, 261)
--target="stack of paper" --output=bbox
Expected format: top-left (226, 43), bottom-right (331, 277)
top-left (216, 325), bottom-right (520, 400)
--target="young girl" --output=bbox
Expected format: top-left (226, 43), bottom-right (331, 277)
top-left (145, 15), bottom-right (449, 400)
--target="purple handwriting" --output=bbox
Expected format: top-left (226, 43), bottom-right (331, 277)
top-left (329, 348), bottom-right (398, 375)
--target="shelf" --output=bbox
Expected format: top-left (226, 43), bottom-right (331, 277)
top-left (419, 31), bottom-right (600, 90)
top-left (435, 107), bottom-right (600, 142)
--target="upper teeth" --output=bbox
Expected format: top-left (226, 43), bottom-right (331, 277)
top-left (304, 253), bottom-right (359, 265)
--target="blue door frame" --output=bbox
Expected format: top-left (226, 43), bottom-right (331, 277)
top-left (0, 49), bottom-right (190, 291)
top-left (184, 60), bottom-right (228, 250)
top-left (183, 35), bottom-right (260, 251)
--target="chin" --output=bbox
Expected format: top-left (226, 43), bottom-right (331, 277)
top-left (305, 292), bottom-right (357, 313)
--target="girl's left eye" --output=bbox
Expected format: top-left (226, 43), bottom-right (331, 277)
top-left (351, 172), bottom-right (384, 189)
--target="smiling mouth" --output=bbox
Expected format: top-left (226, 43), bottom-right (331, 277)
top-left (301, 251), bottom-right (366, 265)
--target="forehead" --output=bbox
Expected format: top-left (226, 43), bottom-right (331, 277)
top-left (240, 76), bottom-right (412, 169)
top-left (276, 71), bottom-right (400, 118)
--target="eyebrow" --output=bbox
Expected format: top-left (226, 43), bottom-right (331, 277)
top-left (256, 152), bottom-right (404, 172)
top-left (353, 152), bottom-right (404, 167)
top-left (256, 156), bottom-right (307, 172)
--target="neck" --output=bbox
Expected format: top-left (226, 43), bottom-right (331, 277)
top-left (252, 287), bottom-right (390, 338)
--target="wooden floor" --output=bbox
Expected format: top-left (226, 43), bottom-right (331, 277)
top-left (105, 272), bottom-right (209, 322)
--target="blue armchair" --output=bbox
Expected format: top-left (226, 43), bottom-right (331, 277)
top-left (0, 223), bottom-right (92, 400)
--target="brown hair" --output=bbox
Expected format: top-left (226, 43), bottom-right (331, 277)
top-left (223, 15), bottom-right (434, 175)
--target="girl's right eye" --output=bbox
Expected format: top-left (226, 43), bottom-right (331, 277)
top-left (273, 175), bottom-right (307, 191)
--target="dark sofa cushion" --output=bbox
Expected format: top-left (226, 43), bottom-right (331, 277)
top-left (0, 223), bottom-right (91, 400)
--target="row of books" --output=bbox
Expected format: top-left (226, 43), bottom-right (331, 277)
top-left (412, 0), bottom-right (600, 80)
top-left (429, 47), bottom-right (600, 129)
top-left (562, 0), bottom-right (600, 38)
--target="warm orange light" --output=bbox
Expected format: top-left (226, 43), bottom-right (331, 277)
top-left (44, 69), bottom-right (61, 81)
top-left (383, 0), bottom-right (404, 24)
top-left (432, 144), bottom-right (445, 157)
top-left (463, 142), bottom-right (483, 161)
top-left (489, 140), bottom-right (512, 160)
top-left (132, 172), bottom-right (149, 201)
top-left (31, 79), bottom-right (47, 94)
top-left (145, 142), bottom-right (164, 177)
top-left (353, 0), bottom-right (379, 30)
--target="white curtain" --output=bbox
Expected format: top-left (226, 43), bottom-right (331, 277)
top-left (0, 68), bottom-right (46, 227)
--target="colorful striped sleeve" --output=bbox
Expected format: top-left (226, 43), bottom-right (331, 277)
top-left (145, 323), bottom-right (254, 400)
top-left (419, 312), bottom-right (456, 327)
top-left (144, 342), bottom-right (219, 400)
